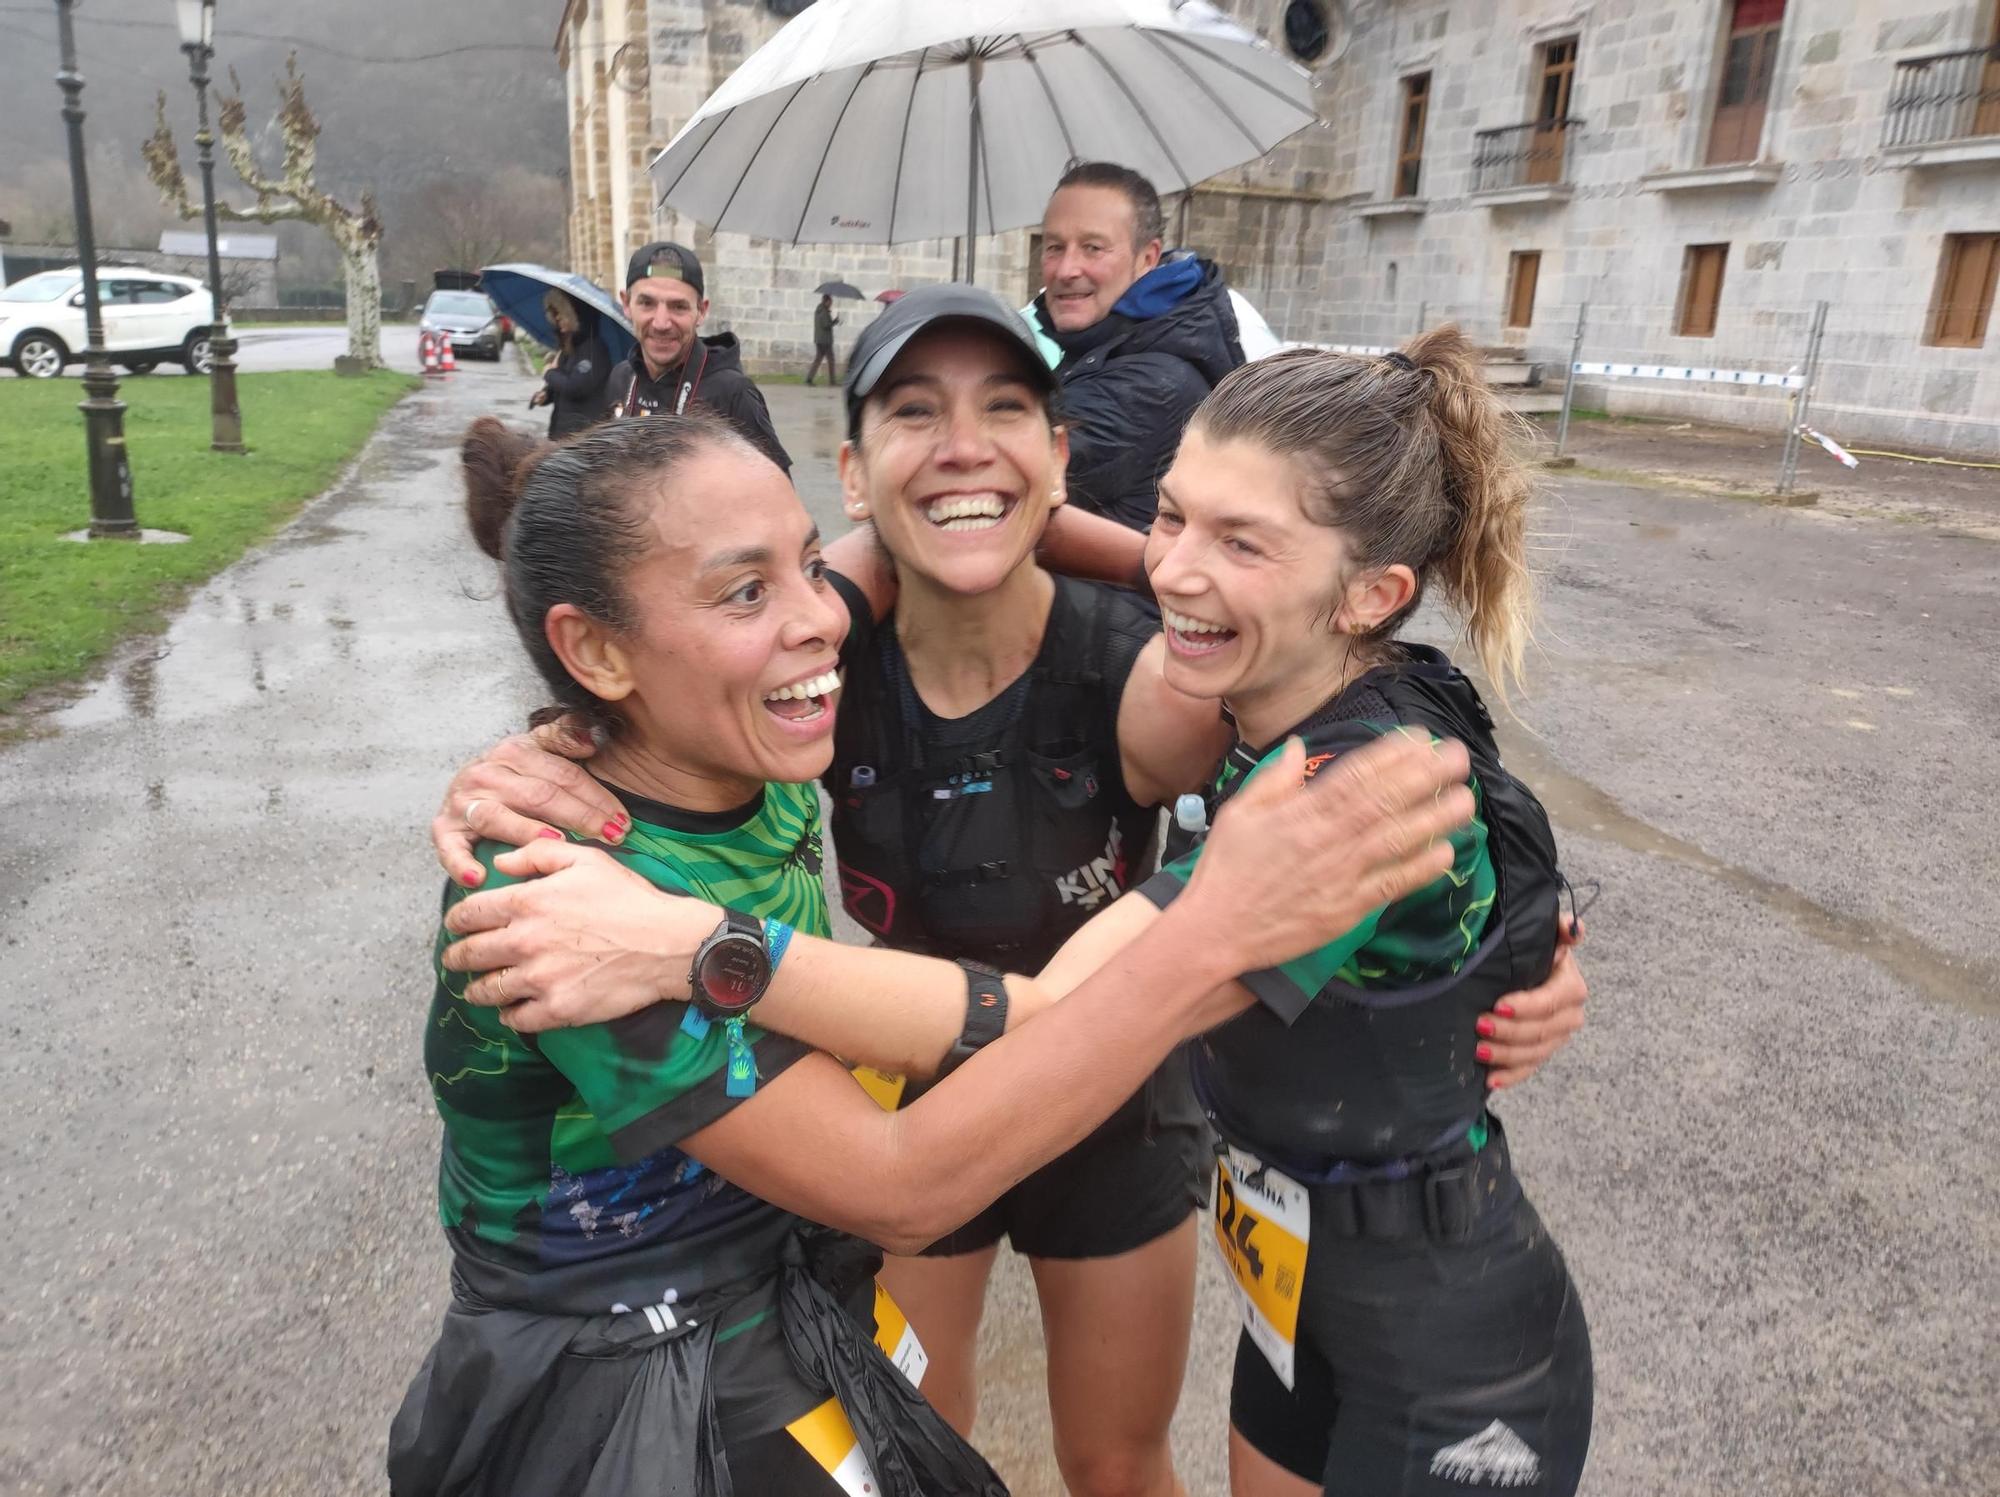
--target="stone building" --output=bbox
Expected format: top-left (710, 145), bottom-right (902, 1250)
top-left (558, 0), bottom-right (2000, 455)
top-left (554, 0), bottom-right (1338, 369)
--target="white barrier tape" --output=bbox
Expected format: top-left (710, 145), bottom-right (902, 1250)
top-left (1279, 342), bottom-right (1398, 357)
top-left (1571, 361), bottom-right (1806, 389)
top-left (1803, 426), bottom-right (1860, 469)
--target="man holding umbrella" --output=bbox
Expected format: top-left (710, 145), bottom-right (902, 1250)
top-left (607, 241), bottom-right (792, 474)
top-left (807, 290), bottom-right (841, 385)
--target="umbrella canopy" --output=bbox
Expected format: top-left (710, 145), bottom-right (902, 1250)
top-left (815, 279), bottom-right (866, 299)
top-left (875, 289), bottom-right (908, 304)
top-left (648, 0), bottom-right (1316, 278)
top-left (479, 263), bottom-right (637, 368)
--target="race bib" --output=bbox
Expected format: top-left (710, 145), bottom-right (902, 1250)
top-left (852, 1065), bottom-right (907, 1112)
top-left (1213, 1147), bottom-right (1310, 1390)
top-left (786, 1283), bottom-right (927, 1490)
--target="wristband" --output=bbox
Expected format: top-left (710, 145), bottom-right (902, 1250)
top-left (764, 918), bottom-right (794, 975)
top-left (937, 960), bottom-right (1008, 1079)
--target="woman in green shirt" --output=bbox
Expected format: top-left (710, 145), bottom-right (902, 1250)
top-left (391, 411), bottom-right (1479, 1496)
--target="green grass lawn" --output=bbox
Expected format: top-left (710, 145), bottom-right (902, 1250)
top-left (0, 369), bottom-right (417, 715)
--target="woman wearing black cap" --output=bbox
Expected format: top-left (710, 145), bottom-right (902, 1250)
top-left (430, 286), bottom-right (1591, 1497)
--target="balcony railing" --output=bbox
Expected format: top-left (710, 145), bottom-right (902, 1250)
top-left (1883, 44), bottom-right (2000, 148)
top-left (1471, 118), bottom-right (1582, 193)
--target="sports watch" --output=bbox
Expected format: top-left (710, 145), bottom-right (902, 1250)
top-left (688, 909), bottom-right (771, 1020)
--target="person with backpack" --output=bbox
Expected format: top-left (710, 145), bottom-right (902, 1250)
top-left (426, 292), bottom-right (1593, 1497)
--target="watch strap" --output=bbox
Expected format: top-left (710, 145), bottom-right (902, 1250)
top-left (939, 960), bottom-right (1008, 1078)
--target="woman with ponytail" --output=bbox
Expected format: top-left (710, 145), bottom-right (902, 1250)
top-left (1094, 329), bottom-right (1593, 1496)
top-left (390, 410), bottom-right (1488, 1496)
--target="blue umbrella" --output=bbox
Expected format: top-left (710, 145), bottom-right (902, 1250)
top-left (480, 263), bottom-right (637, 368)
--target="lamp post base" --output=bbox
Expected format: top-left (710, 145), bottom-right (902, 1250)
top-left (77, 357), bottom-right (137, 539)
top-left (208, 328), bottom-right (244, 453)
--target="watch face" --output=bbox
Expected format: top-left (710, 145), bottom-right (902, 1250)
top-left (696, 935), bottom-right (767, 1012)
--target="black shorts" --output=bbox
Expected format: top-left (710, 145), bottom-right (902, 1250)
top-left (1227, 1144), bottom-right (1593, 1496)
top-left (915, 1047), bottom-right (1210, 1260)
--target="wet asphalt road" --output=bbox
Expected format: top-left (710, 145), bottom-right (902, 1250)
top-left (1, 363), bottom-right (1995, 1496)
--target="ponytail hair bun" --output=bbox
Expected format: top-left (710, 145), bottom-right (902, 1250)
top-left (460, 415), bottom-right (549, 560)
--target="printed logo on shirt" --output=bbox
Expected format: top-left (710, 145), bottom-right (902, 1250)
top-left (1055, 822), bottom-right (1127, 911)
top-left (1429, 1421), bottom-right (1542, 1487)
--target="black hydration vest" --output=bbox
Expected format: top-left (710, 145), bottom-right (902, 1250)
top-left (1194, 646), bottom-right (1564, 1170)
top-left (828, 577), bottom-right (1159, 971)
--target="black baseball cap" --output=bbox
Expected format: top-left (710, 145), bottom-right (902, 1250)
top-left (625, 241), bottom-right (705, 297)
top-left (845, 284), bottom-right (1058, 437)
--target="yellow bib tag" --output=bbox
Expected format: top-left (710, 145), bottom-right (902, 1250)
top-left (786, 1283), bottom-right (928, 1486)
top-left (1213, 1148), bottom-right (1311, 1391)
top-left (852, 1065), bottom-right (908, 1112)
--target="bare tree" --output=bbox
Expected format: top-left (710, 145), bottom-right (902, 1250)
top-left (158, 254), bottom-right (268, 310)
top-left (385, 167), bottom-right (565, 288)
top-left (143, 54), bottom-right (384, 367)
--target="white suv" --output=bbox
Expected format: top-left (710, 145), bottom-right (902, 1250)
top-left (1, 267), bottom-right (217, 379)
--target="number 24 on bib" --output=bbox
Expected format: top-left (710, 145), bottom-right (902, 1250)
top-left (1213, 1147), bottom-right (1310, 1390)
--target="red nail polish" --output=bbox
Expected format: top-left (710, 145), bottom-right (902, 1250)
top-left (1475, 1016), bottom-right (1496, 1038)
top-left (1475, 1042), bottom-right (1494, 1063)
top-left (603, 821), bottom-right (624, 841)
top-left (538, 827), bottom-right (563, 840)
top-left (1495, 1002), bottom-right (1515, 1018)
top-left (461, 869), bottom-right (483, 887)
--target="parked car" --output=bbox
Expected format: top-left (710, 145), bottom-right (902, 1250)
top-left (419, 289), bottom-right (506, 359)
top-left (0, 267), bottom-right (216, 379)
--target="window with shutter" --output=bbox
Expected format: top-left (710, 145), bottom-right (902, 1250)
top-left (1706, 0), bottom-right (1786, 165)
top-left (1676, 244), bottom-right (1729, 337)
top-left (1396, 74), bottom-right (1430, 198)
top-left (1506, 252), bottom-right (1542, 330)
top-left (1529, 39), bottom-right (1579, 184)
top-left (1927, 233), bottom-right (2000, 349)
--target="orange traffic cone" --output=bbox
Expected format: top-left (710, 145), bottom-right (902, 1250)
top-left (438, 334), bottom-right (457, 375)
top-left (420, 329), bottom-right (440, 376)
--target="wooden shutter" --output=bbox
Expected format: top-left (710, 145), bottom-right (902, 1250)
top-left (1929, 233), bottom-right (2000, 348)
top-left (1506, 252), bottom-right (1542, 329)
top-left (1975, 9), bottom-right (2000, 137)
top-left (1397, 74), bottom-right (1430, 198)
top-left (1706, 0), bottom-right (1785, 165)
top-left (1530, 39), bottom-right (1578, 185)
top-left (1677, 244), bottom-right (1728, 337)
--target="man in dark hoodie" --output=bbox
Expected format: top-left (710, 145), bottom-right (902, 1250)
top-left (1029, 163), bottom-right (1245, 531)
top-left (606, 241), bottom-right (792, 475)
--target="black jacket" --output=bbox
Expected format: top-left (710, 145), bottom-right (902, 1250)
top-left (540, 329), bottom-right (612, 439)
top-left (606, 332), bottom-right (792, 474)
top-left (1037, 256), bottom-right (1245, 531)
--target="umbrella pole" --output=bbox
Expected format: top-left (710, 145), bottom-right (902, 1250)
top-left (964, 54), bottom-right (983, 284)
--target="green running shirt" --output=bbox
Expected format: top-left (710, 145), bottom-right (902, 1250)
top-left (425, 778), bottom-right (831, 1315)
top-left (1148, 720), bottom-right (1495, 1021)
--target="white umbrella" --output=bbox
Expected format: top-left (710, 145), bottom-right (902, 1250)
top-left (647, 0), bottom-right (1317, 279)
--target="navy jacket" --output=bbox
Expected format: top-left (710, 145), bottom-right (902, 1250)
top-left (1036, 254), bottom-right (1246, 531)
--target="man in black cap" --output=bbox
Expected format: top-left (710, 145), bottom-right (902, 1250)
top-left (606, 241), bottom-right (791, 474)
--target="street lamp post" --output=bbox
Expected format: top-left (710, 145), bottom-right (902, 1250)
top-left (176, 0), bottom-right (243, 453)
top-left (53, 0), bottom-right (136, 538)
